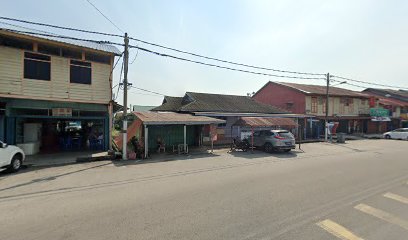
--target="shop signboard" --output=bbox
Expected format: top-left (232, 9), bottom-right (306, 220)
top-left (370, 108), bottom-right (389, 117)
top-left (371, 116), bottom-right (391, 122)
top-left (52, 108), bottom-right (72, 117)
top-left (370, 108), bottom-right (390, 121)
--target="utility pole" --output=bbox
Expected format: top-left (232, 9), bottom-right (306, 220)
top-left (122, 32), bottom-right (129, 160)
top-left (325, 73), bottom-right (330, 142)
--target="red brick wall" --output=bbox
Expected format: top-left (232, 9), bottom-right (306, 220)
top-left (253, 82), bottom-right (306, 113)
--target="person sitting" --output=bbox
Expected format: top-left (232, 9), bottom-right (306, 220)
top-left (156, 136), bottom-right (165, 153)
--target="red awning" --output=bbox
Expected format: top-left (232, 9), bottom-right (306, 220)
top-left (233, 117), bottom-right (298, 127)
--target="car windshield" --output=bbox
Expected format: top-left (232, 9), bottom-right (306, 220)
top-left (277, 132), bottom-right (293, 138)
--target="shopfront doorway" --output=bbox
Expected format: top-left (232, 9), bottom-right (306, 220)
top-left (15, 117), bottom-right (107, 154)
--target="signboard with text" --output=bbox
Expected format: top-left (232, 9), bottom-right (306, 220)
top-left (371, 117), bottom-right (391, 122)
top-left (370, 108), bottom-right (390, 121)
top-left (370, 108), bottom-right (389, 117)
top-left (52, 108), bottom-right (72, 117)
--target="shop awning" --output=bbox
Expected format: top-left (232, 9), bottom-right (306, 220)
top-left (233, 117), bottom-right (298, 127)
top-left (114, 112), bottom-right (225, 152)
top-left (134, 111), bottom-right (226, 125)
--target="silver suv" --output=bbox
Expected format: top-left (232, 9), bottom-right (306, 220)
top-left (252, 130), bottom-right (296, 153)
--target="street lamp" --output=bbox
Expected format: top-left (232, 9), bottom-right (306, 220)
top-left (325, 77), bottom-right (347, 142)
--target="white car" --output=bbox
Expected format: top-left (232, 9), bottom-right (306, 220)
top-left (0, 141), bottom-right (25, 172)
top-left (383, 128), bottom-right (408, 140)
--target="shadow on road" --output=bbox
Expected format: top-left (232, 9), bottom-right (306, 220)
top-left (228, 149), bottom-right (302, 159)
top-left (111, 152), bottom-right (221, 167)
top-left (0, 162), bottom-right (112, 191)
top-left (330, 143), bottom-right (365, 153)
top-left (0, 151), bottom-right (307, 202)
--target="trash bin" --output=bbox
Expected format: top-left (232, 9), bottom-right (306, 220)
top-left (337, 133), bottom-right (346, 143)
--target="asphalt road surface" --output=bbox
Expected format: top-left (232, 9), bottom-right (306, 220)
top-left (0, 140), bottom-right (407, 240)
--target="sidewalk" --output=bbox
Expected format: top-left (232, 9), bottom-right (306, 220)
top-left (24, 147), bottom-right (217, 168)
top-left (24, 151), bottom-right (110, 168)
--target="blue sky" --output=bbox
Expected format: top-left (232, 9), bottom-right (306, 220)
top-left (1, 0), bottom-right (407, 106)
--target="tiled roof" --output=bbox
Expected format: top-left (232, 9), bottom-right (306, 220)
top-left (183, 92), bottom-right (286, 113)
top-left (273, 82), bottom-right (369, 98)
top-left (153, 92), bottom-right (287, 114)
top-left (233, 117), bottom-right (298, 127)
top-left (0, 28), bottom-right (121, 55)
top-left (152, 96), bottom-right (183, 111)
top-left (132, 105), bottom-right (157, 112)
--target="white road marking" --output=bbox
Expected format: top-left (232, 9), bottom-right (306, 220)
top-left (383, 192), bottom-right (408, 205)
top-left (316, 219), bottom-right (364, 240)
top-left (355, 203), bottom-right (408, 231)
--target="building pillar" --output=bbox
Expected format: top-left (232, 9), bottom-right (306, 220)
top-left (144, 125), bottom-right (148, 158)
top-left (184, 125), bottom-right (187, 152)
top-left (108, 103), bottom-right (113, 150)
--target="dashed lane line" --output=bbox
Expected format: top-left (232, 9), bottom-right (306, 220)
top-left (354, 203), bottom-right (408, 231)
top-left (383, 192), bottom-right (408, 205)
top-left (316, 219), bottom-right (364, 240)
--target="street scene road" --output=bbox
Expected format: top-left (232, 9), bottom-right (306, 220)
top-left (0, 139), bottom-right (407, 240)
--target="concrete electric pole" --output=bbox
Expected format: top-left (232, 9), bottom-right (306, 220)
top-left (122, 33), bottom-right (129, 160)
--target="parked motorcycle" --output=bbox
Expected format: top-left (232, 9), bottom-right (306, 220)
top-left (231, 137), bottom-right (250, 152)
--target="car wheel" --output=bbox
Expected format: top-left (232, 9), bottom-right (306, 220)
top-left (264, 143), bottom-right (273, 153)
top-left (7, 154), bottom-right (22, 173)
top-left (384, 135), bottom-right (391, 139)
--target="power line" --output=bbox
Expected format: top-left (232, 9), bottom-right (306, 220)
top-left (0, 16), bottom-right (122, 37)
top-left (331, 79), bottom-right (371, 89)
top-left (3, 26), bottom-right (406, 90)
top-left (85, 0), bottom-right (124, 34)
top-left (331, 75), bottom-right (407, 90)
top-left (129, 86), bottom-right (166, 96)
top-left (110, 51), bottom-right (124, 88)
top-left (1, 28), bottom-right (116, 45)
top-left (0, 15), bottom-right (324, 76)
top-left (0, 21), bottom-right (56, 35)
top-left (114, 60), bottom-right (124, 101)
top-left (128, 91), bottom-right (165, 97)
top-left (129, 47), bottom-right (139, 64)
top-left (127, 36), bottom-right (325, 76)
top-left (128, 45), bottom-right (326, 80)
top-left (1, 28), bottom-right (325, 80)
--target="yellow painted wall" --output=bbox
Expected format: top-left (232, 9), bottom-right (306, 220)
top-left (0, 47), bottom-right (22, 95)
top-left (305, 95), bottom-right (370, 116)
top-left (0, 46), bottom-right (112, 104)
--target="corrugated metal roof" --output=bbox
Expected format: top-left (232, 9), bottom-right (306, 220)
top-left (0, 28), bottom-right (121, 55)
top-left (363, 88), bottom-right (408, 102)
top-left (378, 97), bottom-right (407, 107)
top-left (233, 117), bottom-right (298, 127)
top-left (133, 111), bottom-right (225, 125)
